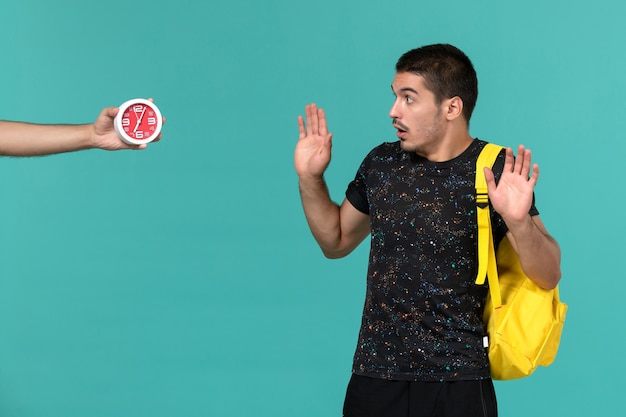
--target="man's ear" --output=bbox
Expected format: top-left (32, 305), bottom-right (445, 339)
top-left (444, 96), bottom-right (464, 121)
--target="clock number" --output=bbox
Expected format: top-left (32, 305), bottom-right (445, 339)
top-left (147, 117), bottom-right (156, 125)
top-left (135, 131), bottom-right (144, 139)
top-left (122, 118), bottom-right (131, 127)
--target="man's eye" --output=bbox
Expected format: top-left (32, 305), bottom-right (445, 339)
top-left (405, 96), bottom-right (414, 103)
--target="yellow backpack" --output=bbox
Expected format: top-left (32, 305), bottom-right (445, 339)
top-left (475, 143), bottom-right (568, 380)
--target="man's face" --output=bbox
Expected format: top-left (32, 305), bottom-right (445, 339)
top-left (389, 72), bottom-right (447, 155)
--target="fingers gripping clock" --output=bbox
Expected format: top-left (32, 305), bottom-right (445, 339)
top-left (114, 98), bottom-right (163, 145)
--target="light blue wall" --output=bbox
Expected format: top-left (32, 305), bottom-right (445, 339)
top-left (0, 0), bottom-right (622, 415)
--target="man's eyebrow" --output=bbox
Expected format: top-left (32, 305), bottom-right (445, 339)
top-left (391, 85), bottom-right (419, 95)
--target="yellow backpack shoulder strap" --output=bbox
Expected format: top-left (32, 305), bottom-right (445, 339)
top-left (475, 143), bottom-right (504, 285)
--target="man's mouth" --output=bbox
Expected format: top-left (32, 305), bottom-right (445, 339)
top-left (393, 120), bottom-right (409, 139)
top-left (393, 120), bottom-right (409, 132)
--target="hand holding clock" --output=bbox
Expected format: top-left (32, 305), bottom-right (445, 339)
top-left (0, 98), bottom-right (164, 156)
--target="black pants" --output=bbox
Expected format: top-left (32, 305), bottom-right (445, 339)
top-left (343, 374), bottom-right (498, 417)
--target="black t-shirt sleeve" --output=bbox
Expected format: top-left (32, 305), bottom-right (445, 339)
top-left (346, 181), bottom-right (369, 214)
top-left (345, 152), bottom-right (372, 215)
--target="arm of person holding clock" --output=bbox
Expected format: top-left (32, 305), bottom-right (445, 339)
top-left (0, 99), bottom-right (164, 156)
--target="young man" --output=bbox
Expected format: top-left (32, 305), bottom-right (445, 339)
top-left (0, 103), bottom-right (162, 156)
top-left (294, 44), bottom-right (561, 417)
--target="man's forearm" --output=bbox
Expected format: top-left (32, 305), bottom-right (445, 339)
top-left (298, 176), bottom-right (344, 256)
top-left (0, 121), bottom-right (94, 156)
top-left (506, 216), bottom-right (562, 289)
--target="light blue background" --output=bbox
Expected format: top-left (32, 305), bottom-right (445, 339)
top-left (0, 0), bottom-right (622, 416)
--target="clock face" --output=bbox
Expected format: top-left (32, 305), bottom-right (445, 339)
top-left (114, 99), bottom-right (162, 144)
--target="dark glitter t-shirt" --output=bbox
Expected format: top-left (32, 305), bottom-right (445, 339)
top-left (345, 139), bottom-right (538, 382)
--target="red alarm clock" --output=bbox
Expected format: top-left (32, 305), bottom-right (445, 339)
top-left (114, 98), bottom-right (163, 145)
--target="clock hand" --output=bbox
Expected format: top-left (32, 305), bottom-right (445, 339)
top-left (133, 106), bottom-right (147, 133)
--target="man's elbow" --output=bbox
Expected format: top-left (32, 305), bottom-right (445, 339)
top-left (548, 270), bottom-right (563, 290)
top-left (536, 269), bottom-right (562, 290)
top-left (317, 232), bottom-right (366, 259)
top-left (321, 247), bottom-right (351, 259)
top-left (320, 241), bottom-right (357, 259)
